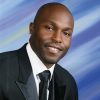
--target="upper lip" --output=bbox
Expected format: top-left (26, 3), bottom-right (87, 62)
top-left (45, 44), bottom-right (63, 51)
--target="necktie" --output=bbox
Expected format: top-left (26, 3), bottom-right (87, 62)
top-left (48, 75), bottom-right (54, 100)
top-left (39, 70), bottom-right (51, 100)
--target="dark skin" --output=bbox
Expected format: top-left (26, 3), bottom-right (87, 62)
top-left (29, 4), bottom-right (74, 68)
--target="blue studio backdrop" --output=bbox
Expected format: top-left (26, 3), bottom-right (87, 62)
top-left (0, 0), bottom-right (100, 100)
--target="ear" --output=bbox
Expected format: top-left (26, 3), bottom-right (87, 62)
top-left (29, 22), bottom-right (34, 35)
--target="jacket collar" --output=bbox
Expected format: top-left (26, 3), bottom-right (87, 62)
top-left (54, 64), bottom-right (68, 86)
top-left (16, 44), bottom-right (38, 100)
top-left (17, 44), bottom-right (32, 83)
top-left (53, 64), bottom-right (69, 100)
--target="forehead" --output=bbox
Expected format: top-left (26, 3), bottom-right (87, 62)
top-left (39, 5), bottom-right (72, 19)
top-left (37, 6), bottom-right (74, 29)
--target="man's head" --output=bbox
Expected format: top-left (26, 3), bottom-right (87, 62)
top-left (29, 2), bottom-right (74, 68)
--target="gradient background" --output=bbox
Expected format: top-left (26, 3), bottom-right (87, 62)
top-left (0, 0), bottom-right (100, 100)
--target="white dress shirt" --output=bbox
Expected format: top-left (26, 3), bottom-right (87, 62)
top-left (26, 43), bottom-right (55, 96)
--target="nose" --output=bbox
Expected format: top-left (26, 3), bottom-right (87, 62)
top-left (52, 31), bottom-right (62, 43)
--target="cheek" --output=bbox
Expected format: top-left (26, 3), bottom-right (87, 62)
top-left (37, 32), bottom-right (51, 44)
top-left (63, 38), bottom-right (71, 49)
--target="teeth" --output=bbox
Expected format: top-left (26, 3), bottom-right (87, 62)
top-left (48, 47), bottom-right (59, 53)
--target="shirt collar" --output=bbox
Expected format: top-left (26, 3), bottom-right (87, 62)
top-left (26, 43), bottom-right (55, 79)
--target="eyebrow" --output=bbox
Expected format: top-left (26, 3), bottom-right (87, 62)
top-left (43, 19), bottom-right (73, 31)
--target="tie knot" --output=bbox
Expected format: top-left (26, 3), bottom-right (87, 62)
top-left (39, 70), bottom-right (51, 82)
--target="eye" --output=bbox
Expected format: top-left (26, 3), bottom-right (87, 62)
top-left (63, 31), bottom-right (71, 37)
top-left (45, 25), bottom-right (54, 31)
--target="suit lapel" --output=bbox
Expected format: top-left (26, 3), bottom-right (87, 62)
top-left (16, 44), bottom-right (38, 100)
top-left (49, 71), bottom-right (66, 100)
top-left (54, 83), bottom-right (66, 100)
top-left (54, 65), bottom-right (67, 100)
top-left (16, 72), bottom-right (38, 100)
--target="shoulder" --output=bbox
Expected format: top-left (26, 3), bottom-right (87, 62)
top-left (0, 44), bottom-right (27, 72)
top-left (0, 50), bottom-right (18, 66)
top-left (54, 64), bottom-right (78, 98)
top-left (55, 64), bottom-right (74, 79)
top-left (54, 64), bottom-right (77, 84)
top-left (0, 44), bottom-right (27, 60)
top-left (0, 50), bottom-right (19, 71)
top-left (0, 50), bottom-right (19, 94)
top-left (0, 50), bottom-right (17, 59)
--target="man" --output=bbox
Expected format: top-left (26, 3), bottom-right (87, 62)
top-left (0, 2), bottom-right (78, 100)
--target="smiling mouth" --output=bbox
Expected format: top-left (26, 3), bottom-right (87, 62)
top-left (45, 44), bottom-right (63, 54)
top-left (47, 46), bottom-right (59, 53)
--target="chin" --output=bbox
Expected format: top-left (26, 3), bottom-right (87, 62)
top-left (42, 56), bottom-right (60, 65)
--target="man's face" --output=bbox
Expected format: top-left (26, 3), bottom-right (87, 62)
top-left (30, 7), bottom-right (74, 67)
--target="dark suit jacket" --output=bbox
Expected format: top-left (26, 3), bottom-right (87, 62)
top-left (0, 44), bottom-right (78, 100)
